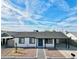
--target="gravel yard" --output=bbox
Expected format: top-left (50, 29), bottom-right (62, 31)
top-left (46, 48), bottom-right (65, 58)
top-left (1, 48), bottom-right (37, 57)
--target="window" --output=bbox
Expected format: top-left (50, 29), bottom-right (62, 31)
top-left (29, 38), bottom-right (35, 44)
top-left (45, 39), bottom-right (48, 44)
top-left (48, 39), bottom-right (52, 44)
top-left (45, 39), bottom-right (52, 44)
top-left (19, 38), bottom-right (25, 44)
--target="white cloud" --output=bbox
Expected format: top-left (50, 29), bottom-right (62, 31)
top-left (24, 0), bottom-right (52, 14)
top-left (56, 16), bottom-right (77, 32)
top-left (1, 25), bottom-right (51, 31)
top-left (65, 16), bottom-right (76, 23)
top-left (30, 14), bottom-right (43, 20)
top-left (1, 5), bottom-right (20, 18)
top-left (2, 0), bottom-right (30, 18)
top-left (67, 7), bottom-right (77, 16)
top-left (1, 0), bottom-right (76, 32)
top-left (57, 16), bottom-right (76, 26)
top-left (1, 25), bottom-right (33, 31)
top-left (49, 0), bottom-right (70, 12)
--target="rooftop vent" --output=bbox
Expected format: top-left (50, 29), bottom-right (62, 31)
top-left (34, 30), bottom-right (39, 32)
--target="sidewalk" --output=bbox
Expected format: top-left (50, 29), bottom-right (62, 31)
top-left (37, 48), bottom-right (45, 59)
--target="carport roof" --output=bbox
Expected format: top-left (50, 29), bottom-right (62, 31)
top-left (6, 31), bottom-right (69, 39)
top-left (1, 32), bottom-right (13, 39)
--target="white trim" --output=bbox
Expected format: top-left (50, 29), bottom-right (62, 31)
top-left (1, 37), bottom-right (13, 39)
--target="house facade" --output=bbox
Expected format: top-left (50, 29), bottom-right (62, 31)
top-left (1, 31), bottom-right (70, 48)
top-left (14, 38), bottom-right (54, 48)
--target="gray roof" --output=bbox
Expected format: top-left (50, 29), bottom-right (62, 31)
top-left (70, 32), bottom-right (77, 37)
top-left (6, 31), bottom-right (69, 39)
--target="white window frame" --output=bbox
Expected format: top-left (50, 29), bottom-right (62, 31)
top-left (29, 38), bottom-right (35, 44)
top-left (48, 39), bottom-right (52, 44)
top-left (45, 39), bottom-right (52, 44)
top-left (19, 37), bottom-right (25, 44)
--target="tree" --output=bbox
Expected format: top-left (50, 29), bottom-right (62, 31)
top-left (15, 43), bottom-right (17, 53)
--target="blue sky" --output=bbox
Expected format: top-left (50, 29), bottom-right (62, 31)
top-left (1, 0), bottom-right (77, 32)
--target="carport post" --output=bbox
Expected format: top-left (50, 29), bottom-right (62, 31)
top-left (54, 39), bottom-right (56, 48)
top-left (68, 38), bottom-right (70, 49)
top-left (65, 39), bottom-right (67, 48)
top-left (66, 38), bottom-right (70, 49)
top-left (1, 39), bottom-right (3, 45)
top-left (5, 39), bottom-right (7, 46)
top-left (36, 39), bottom-right (38, 48)
top-left (44, 39), bottom-right (46, 48)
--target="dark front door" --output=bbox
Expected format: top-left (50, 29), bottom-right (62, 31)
top-left (38, 39), bottom-right (43, 46)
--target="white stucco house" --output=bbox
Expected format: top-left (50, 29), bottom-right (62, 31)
top-left (1, 31), bottom-right (70, 48)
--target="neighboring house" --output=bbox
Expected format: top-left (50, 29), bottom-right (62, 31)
top-left (65, 32), bottom-right (77, 47)
top-left (1, 31), bottom-right (70, 48)
top-left (1, 32), bottom-right (14, 47)
top-left (66, 32), bottom-right (77, 42)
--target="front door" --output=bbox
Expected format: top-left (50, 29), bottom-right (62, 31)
top-left (38, 39), bottom-right (43, 47)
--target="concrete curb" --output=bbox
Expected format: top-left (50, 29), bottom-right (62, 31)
top-left (1, 56), bottom-right (37, 59)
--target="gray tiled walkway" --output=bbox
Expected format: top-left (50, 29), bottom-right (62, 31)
top-left (37, 48), bottom-right (45, 59)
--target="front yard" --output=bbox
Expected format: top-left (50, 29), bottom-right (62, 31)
top-left (46, 48), bottom-right (65, 58)
top-left (45, 48), bottom-right (77, 59)
top-left (1, 47), bottom-right (77, 59)
top-left (1, 48), bottom-right (37, 58)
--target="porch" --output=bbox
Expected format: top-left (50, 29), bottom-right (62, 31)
top-left (1, 38), bottom-right (71, 49)
top-left (36, 38), bottom-right (54, 48)
top-left (36, 38), bottom-right (71, 49)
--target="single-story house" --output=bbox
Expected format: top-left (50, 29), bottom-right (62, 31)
top-left (1, 31), bottom-right (71, 48)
